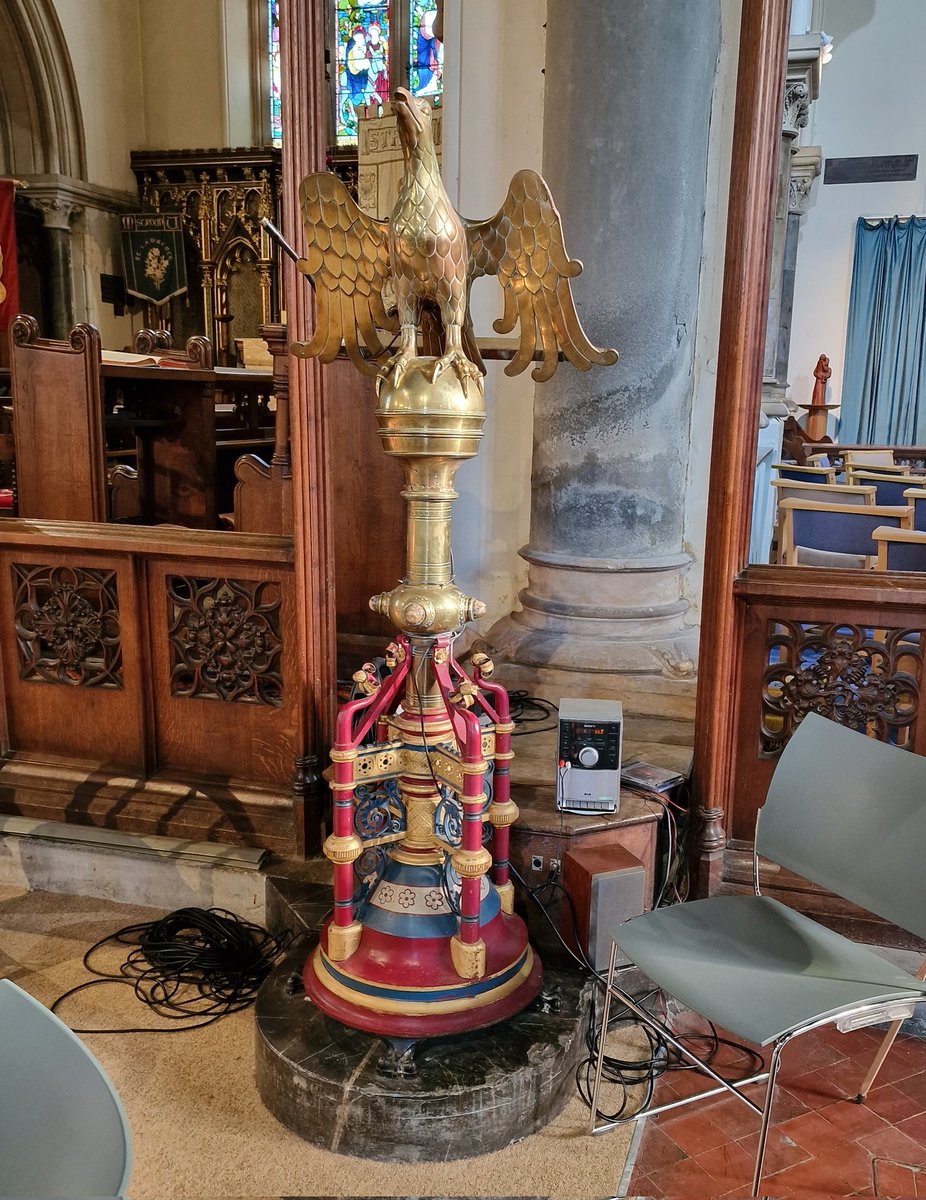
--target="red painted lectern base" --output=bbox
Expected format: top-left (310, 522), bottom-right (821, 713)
top-left (304, 911), bottom-right (543, 1039)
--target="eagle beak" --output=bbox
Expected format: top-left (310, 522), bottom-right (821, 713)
top-left (394, 88), bottom-right (424, 130)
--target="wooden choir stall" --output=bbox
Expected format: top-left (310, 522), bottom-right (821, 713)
top-left (0, 310), bottom-right (405, 858)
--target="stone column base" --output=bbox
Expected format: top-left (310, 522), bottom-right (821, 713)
top-left (483, 546), bottom-right (699, 680)
top-left (475, 660), bottom-right (697, 738)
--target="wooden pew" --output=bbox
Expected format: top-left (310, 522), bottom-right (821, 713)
top-left (10, 316), bottom-right (108, 522)
top-left (232, 323), bottom-right (292, 535)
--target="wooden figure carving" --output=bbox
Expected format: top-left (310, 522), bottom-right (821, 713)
top-left (811, 353), bottom-right (831, 406)
top-left (293, 88), bottom-right (618, 388)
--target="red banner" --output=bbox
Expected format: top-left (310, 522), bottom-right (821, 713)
top-left (0, 179), bottom-right (21, 335)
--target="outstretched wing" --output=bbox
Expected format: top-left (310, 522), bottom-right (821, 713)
top-left (295, 173), bottom-right (397, 376)
top-left (464, 170), bottom-right (619, 383)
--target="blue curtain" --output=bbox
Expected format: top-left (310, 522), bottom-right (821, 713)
top-left (840, 216), bottom-right (926, 445)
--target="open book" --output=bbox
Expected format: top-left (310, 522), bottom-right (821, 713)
top-left (101, 349), bottom-right (191, 369)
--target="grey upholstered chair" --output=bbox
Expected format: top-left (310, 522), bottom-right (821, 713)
top-left (589, 713), bottom-right (926, 1197)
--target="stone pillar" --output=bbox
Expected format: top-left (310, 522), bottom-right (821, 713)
top-left (31, 197), bottom-right (81, 339)
top-left (486, 0), bottom-right (720, 681)
top-left (763, 36), bottom-right (824, 402)
top-left (781, 145), bottom-right (822, 375)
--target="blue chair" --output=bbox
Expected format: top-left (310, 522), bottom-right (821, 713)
top-left (844, 449), bottom-right (903, 471)
top-left (589, 714), bottom-right (926, 1196)
top-left (847, 470), bottom-right (919, 507)
top-left (873, 526), bottom-right (926, 572)
top-left (903, 487), bottom-right (926, 532)
top-left (778, 498), bottom-right (912, 567)
top-left (770, 479), bottom-right (874, 507)
top-left (773, 462), bottom-right (835, 484)
top-left (0, 979), bottom-right (132, 1197)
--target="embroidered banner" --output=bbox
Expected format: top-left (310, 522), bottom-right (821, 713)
top-left (0, 179), bottom-right (21, 335)
top-left (121, 214), bottom-right (188, 305)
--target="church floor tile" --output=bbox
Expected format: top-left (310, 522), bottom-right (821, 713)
top-left (625, 1024), bottom-right (926, 1197)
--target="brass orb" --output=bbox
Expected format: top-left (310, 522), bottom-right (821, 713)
top-left (375, 357), bottom-right (486, 464)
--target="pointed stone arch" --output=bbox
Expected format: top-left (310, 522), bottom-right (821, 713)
top-left (0, 0), bottom-right (86, 179)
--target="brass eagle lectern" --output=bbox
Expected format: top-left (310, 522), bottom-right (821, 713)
top-left (288, 88), bottom-right (617, 1039)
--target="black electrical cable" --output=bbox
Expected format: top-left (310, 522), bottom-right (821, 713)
top-left (51, 907), bottom-right (291, 1034)
top-left (506, 689), bottom-right (558, 736)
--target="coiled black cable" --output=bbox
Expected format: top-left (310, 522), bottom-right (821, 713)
top-left (51, 907), bottom-right (291, 1034)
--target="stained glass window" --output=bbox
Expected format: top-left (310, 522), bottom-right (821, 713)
top-left (269, 0), bottom-right (282, 147)
top-left (408, 2), bottom-right (443, 99)
top-left (336, 2), bottom-right (390, 145)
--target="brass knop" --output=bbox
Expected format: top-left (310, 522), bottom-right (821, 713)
top-left (370, 583), bottom-right (487, 635)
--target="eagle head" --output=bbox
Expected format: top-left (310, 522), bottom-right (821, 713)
top-left (393, 87), bottom-right (432, 155)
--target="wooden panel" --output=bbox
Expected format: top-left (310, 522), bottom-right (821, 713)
top-left (0, 752), bottom-right (296, 853)
top-left (280, 0), bottom-right (337, 854)
top-left (691, 0), bottom-right (792, 894)
top-left (10, 318), bottom-right (107, 522)
top-left (0, 521), bottom-right (301, 851)
top-left (146, 555), bottom-right (298, 785)
top-left (325, 358), bottom-right (405, 635)
top-left (233, 454), bottom-right (293, 535)
top-left (0, 546), bottom-right (145, 768)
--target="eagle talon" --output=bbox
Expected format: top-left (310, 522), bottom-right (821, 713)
top-left (430, 350), bottom-right (482, 394)
top-left (377, 352), bottom-right (414, 394)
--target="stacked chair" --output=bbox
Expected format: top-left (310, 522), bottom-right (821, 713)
top-left (590, 714), bottom-right (926, 1197)
top-left (846, 469), bottom-right (921, 506)
top-left (770, 453), bottom-right (926, 568)
top-left (773, 462), bottom-right (836, 485)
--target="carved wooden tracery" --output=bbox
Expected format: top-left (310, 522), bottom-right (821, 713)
top-left (761, 620), bottom-right (921, 756)
top-left (129, 149), bottom-right (283, 360)
top-left (12, 563), bottom-right (122, 688)
top-left (166, 574), bottom-right (283, 706)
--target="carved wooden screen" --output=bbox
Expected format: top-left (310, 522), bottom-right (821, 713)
top-left (129, 149), bottom-right (282, 363)
top-left (729, 566), bottom-right (926, 848)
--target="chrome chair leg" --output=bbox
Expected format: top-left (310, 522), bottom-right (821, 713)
top-left (601, 981), bottom-right (766, 1119)
top-left (751, 1038), bottom-right (784, 1196)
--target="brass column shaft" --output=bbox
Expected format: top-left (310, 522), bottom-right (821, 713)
top-left (406, 497), bottom-right (454, 585)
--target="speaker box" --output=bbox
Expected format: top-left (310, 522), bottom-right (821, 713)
top-left (561, 844), bottom-right (647, 971)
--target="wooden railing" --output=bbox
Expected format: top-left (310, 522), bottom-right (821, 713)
top-left (711, 562), bottom-right (926, 947)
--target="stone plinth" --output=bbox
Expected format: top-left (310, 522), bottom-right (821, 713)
top-left (255, 937), bottom-right (593, 1162)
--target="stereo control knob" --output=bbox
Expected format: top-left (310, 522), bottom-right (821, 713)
top-left (577, 745), bottom-right (599, 768)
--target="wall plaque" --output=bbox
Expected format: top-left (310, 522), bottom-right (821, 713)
top-left (824, 155), bottom-right (918, 185)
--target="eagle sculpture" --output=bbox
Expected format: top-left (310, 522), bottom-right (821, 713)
top-left (293, 88), bottom-right (618, 390)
